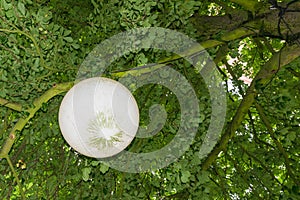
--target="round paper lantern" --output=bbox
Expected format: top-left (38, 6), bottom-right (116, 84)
top-left (58, 77), bottom-right (139, 158)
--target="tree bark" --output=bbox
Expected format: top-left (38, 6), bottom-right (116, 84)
top-left (192, 2), bottom-right (300, 42)
top-left (201, 44), bottom-right (300, 170)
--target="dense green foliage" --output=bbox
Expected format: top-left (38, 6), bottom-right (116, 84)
top-left (0, 0), bottom-right (299, 199)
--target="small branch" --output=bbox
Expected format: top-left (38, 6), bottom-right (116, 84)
top-left (0, 28), bottom-right (56, 71)
top-left (223, 60), bottom-right (245, 96)
top-left (255, 103), bottom-right (299, 186)
top-left (112, 27), bottom-right (254, 78)
top-left (158, 27), bottom-right (254, 64)
top-left (261, 37), bottom-right (276, 54)
top-left (201, 44), bottom-right (300, 170)
top-left (0, 98), bottom-right (22, 112)
top-left (228, 0), bottom-right (260, 13)
top-left (5, 155), bottom-right (26, 200)
top-left (0, 82), bottom-right (74, 158)
top-left (0, 44), bottom-right (21, 63)
top-left (214, 45), bottom-right (229, 65)
top-left (286, 67), bottom-right (300, 78)
top-left (226, 153), bottom-right (263, 199)
top-left (239, 145), bottom-right (281, 186)
top-left (211, 165), bottom-right (230, 199)
top-left (248, 111), bottom-right (275, 149)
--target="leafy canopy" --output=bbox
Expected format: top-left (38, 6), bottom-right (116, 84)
top-left (0, 0), bottom-right (299, 199)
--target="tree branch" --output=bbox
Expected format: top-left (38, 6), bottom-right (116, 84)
top-left (0, 82), bottom-right (73, 158)
top-left (226, 153), bottom-right (263, 199)
top-left (248, 111), bottom-right (275, 149)
top-left (0, 28), bottom-right (56, 71)
top-left (286, 67), bottom-right (300, 78)
top-left (193, 3), bottom-right (300, 42)
top-left (201, 44), bottom-right (300, 170)
top-left (228, 0), bottom-right (260, 13)
top-left (255, 103), bottom-right (299, 186)
top-left (5, 155), bottom-right (26, 199)
top-left (239, 145), bottom-right (281, 186)
top-left (112, 27), bottom-right (255, 78)
top-left (0, 98), bottom-right (22, 112)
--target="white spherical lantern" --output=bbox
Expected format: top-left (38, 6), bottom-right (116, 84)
top-left (58, 77), bottom-right (139, 158)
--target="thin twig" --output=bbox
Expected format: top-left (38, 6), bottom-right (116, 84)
top-left (255, 102), bottom-right (299, 185)
top-left (0, 28), bottom-right (56, 71)
top-left (5, 155), bottom-right (26, 200)
top-left (0, 97), bottom-right (22, 112)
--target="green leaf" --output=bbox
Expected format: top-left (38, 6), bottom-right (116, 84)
top-left (287, 132), bottom-right (296, 142)
top-left (17, 1), bottom-right (26, 15)
top-left (25, 0), bottom-right (33, 5)
top-left (32, 58), bottom-right (40, 72)
top-left (71, 43), bottom-right (80, 49)
top-left (197, 171), bottom-right (210, 184)
top-left (100, 164), bottom-right (109, 174)
top-left (5, 9), bottom-right (14, 18)
top-left (0, 69), bottom-right (8, 81)
top-left (82, 167), bottom-right (91, 181)
top-left (2, 0), bottom-right (11, 10)
top-left (64, 37), bottom-right (74, 43)
top-left (63, 30), bottom-right (72, 36)
top-left (91, 161), bottom-right (100, 166)
top-left (181, 170), bottom-right (191, 183)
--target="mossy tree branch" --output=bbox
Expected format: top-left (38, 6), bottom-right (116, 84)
top-left (112, 27), bottom-right (255, 78)
top-left (193, 1), bottom-right (300, 41)
top-left (5, 155), bottom-right (26, 200)
top-left (286, 67), bottom-right (300, 78)
top-left (201, 44), bottom-right (300, 170)
top-left (228, 0), bottom-right (261, 13)
top-left (255, 103), bottom-right (300, 186)
top-left (0, 82), bottom-right (74, 159)
top-left (0, 98), bottom-right (22, 112)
